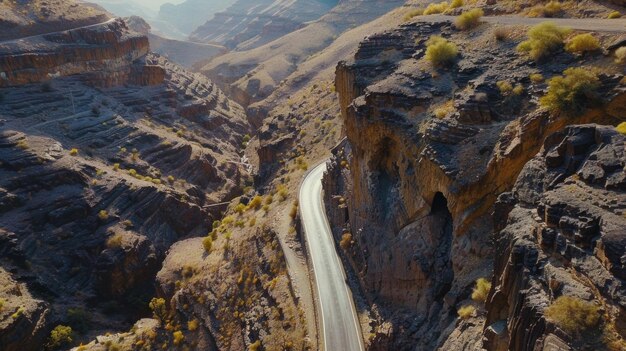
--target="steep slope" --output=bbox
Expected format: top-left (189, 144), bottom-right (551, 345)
top-left (157, 0), bottom-right (236, 37)
top-left (0, 7), bottom-right (252, 350)
top-left (190, 0), bottom-right (338, 51)
top-left (484, 124), bottom-right (626, 351)
top-left (200, 0), bottom-right (405, 107)
top-left (0, 0), bottom-right (109, 41)
top-left (125, 16), bottom-right (227, 68)
top-left (323, 15), bottom-right (625, 350)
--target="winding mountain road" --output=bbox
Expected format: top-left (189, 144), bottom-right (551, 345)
top-left (299, 163), bottom-right (364, 351)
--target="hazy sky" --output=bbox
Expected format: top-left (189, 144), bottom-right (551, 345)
top-left (132, 0), bottom-right (186, 10)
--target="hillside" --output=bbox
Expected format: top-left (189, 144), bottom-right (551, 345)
top-left (190, 0), bottom-right (338, 51)
top-left (200, 0), bottom-right (405, 107)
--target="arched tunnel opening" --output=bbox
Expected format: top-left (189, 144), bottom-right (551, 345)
top-left (430, 192), bottom-right (454, 300)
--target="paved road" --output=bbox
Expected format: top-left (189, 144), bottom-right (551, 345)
top-left (299, 163), bottom-right (364, 351)
top-left (422, 14), bottom-right (626, 32)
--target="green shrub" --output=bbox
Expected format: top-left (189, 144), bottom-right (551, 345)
top-left (471, 278), bottom-right (492, 303)
top-left (424, 1), bottom-right (449, 15)
top-left (545, 296), bottom-right (600, 334)
top-left (566, 33), bottom-right (600, 54)
top-left (608, 11), bottom-right (621, 19)
top-left (517, 22), bottom-right (571, 60)
top-left (425, 35), bottom-right (459, 66)
top-left (455, 8), bottom-right (484, 30)
top-left (46, 325), bottom-right (73, 350)
top-left (540, 67), bottom-right (600, 115)
top-left (458, 305), bottom-right (475, 319)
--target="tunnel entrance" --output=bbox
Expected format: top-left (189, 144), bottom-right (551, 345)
top-left (430, 192), bottom-right (454, 300)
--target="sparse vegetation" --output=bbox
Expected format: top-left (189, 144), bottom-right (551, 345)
top-left (249, 340), bottom-right (262, 351)
top-left (455, 8), bottom-right (484, 30)
top-left (248, 195), bottom-right (263, 210)
top-left (98, 210), bottom-right (109, 221)
top-left (497, 81), bottom-right (513, 95)
top-left (471, 278), bottom-right (491, 303)
top-left (530, 73), bottom-right (545, 83)
top-left (11, 306), bottom-right (24, 319)
top-left (434, 100), bottom-right (455, 118)
top-left (540, 67), bottom-right (600, 115)
top-left (0, 298), bottom-right (5, 311)
top-left (614, 47), bottom-right (626, 64)
top-left (172, 330), bottom-right (184, 345)
top-left (69, 148), bottom-right (79, 156)
top-left (512, 84), bottom-right (524, 96)
top-left (404, 8), bottom-right (424, 21)
top-left (46, 325), bottom-right (73, 350)
top-left (608, 11), bottom-right (621, 19)
top-left (188, 319), bottom-right (199, 331)
top-left (106, 233), bottom-right (123, 248)
top-left (517, 22), bottom-right (571, 61)
top-left (16, 140), bottom-right (29, 150)
top-left (340, 233), bottom-right (353, 250)
top-left (203, 236), bottom-right (213, 253)
top-left (424, 1), bottom-right (449, 15)
top-left (425, 35), bottom-right (459, 67)
top-left (617, 122), bottom-right (626, 135)
top-left (545, 296), bottom-right (600, 335)
top-left (527, 1), bottom-right (563, 17)
top-left (149, 298), bottom-right (167, 323)
top-left (566, 33), bottom-right (600, 54)
top-left (458, 305), bottom-right (475, 319)
top-left (493, 26), bottom-right (510, 41)
top-left (450, 0), bottom-right (463, 8)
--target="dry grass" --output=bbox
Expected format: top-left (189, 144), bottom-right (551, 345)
top-left (458, 305), bottom-right (475, 319)
top-left (540, 67), bottom-right (600, 115)
top-left (545, 296), bottom-right (600, 334)
top-left (425, 36), bottom-right (459, 67)
top-left (424, 1), bottom-right (450, 15)
top-left (471, 278), bottom-right (492, 303)
top-left (615, 47), bottom-right (626, 64)
top-left (566, 33), bottom-right (600, 54)
top-left (455, 8), bottom-right (484, 30)
top-left (517, 22), bottom-right (571, 60)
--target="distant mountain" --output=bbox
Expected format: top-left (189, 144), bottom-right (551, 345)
top-left (190, 0), bottom-right (339, 50)
top-left (157, 0), bottom-right (236, 36)
top-left (84, 0), bottom-right (156, 19)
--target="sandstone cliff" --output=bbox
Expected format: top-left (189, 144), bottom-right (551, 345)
top-left (324, 18), bottom-right (625, 350)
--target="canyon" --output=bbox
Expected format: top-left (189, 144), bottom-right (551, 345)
top-left (0, 0), bottom-right (625, 350)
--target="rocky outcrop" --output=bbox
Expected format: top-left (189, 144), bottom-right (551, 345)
top-left (326, 19), bottom-right (625, 349)
top-left (484, 125), bottom-right (626, 351)
top-left (0, 18), bottom-right (154, 87)
top-left (190, 0), bottom-right (337, 50)
top-left (0, 8), bottom-right (250, 347)
top-left (0, 0), bottom-right (110, 41)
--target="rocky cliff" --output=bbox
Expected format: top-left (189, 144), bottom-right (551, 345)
top-left (0, 6), bottom-right (251, 349)
top-left (200, 0), bottom-right (404, 108)
top-left (325, 18), bottom-right (625, 350)
top-left (485, 124), bottom-right (626, 351)
top-left (190, 0), bottom-right (337, 51)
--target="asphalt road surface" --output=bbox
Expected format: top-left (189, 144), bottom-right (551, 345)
top-left (299, 163), bottom-right (364, 351)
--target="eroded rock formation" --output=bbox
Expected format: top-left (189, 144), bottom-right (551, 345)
top-left (325, 19), bottom-right (625, 349)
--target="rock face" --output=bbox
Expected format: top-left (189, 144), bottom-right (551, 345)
top-left (190, 0), bottom-right (337, 50)
top-left (485, 125), bottom-right (626, 351)
top-left (0, 5), bottom-right (250, 349)
top-left (325, 19), bottom-right (625, 349)
top-left (0, 0), bottom-right (110, 41)
top-left (0, 18), bottom-right (152, 88)
top-left (200, 0), bottom-right (404, 107)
